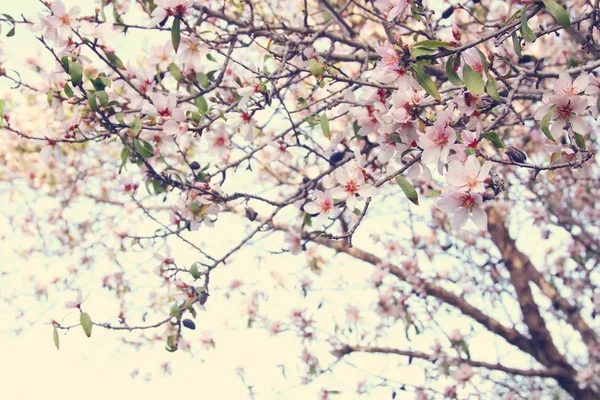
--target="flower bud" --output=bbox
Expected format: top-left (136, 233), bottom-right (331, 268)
top-left (441, 6), bottom-right (454, 19)
top-left (329, 151), bottom-right (345, 164)
top-left (245, 207), bottom-right (257, 221)
top-left (190, 161), bottom-right (201, 170)
top-left (506, 146), bottom-right (527, 163)
top-left (182, 318), bottom-right (196, 330)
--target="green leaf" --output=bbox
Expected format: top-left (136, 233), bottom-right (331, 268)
top-left (80, 312), bottom-right (93, 338)
top-left (171, 18), bottom-right (181, 53)
top-left (63, 82), bottom-right (74, 98)
top-left (69, 62), bottom-right (83, 86)
top-left (87, 92), bottom-right (98, 111)
top-left (169, 63), bottom-right (181, 81)
top-left (206, 53), bottom-right (216, 62)
top-left (170, 303), bottom-right (181, 320)
top-left (480, 131), bottom-right (505, 148)
top-left (134, 139), bottom-right (154, 158)
top-left (412, 40), bottom-right (452, 49)
top-left (543, 0), bottom-right (571, 29)
top-left (115, 113), bottom-right (125, 124)
top-left (540, 106), bottom-right (556, 141)
top-left (445, 56), bottom-right (463, 86)
top-left (7, 25), bottom-right (15, 37)
top-left (574, 132), bottom-right (586, 149)
top-left (96, 91), bottom-right (109, 106)
top-left (411, 65), bottom-right (440, 100)
top-left (503, 9), bottom-right (522, 27)
top-left (103, 50), bottom-right (125, 70)
top-left (165, 335), bottom-right (178, 352)
top-left (195, 95), bottom-right (208, 115)
top-left (512, 31), bottom-right (522, 57)
top-left (131, 117), bottom-right (142, 136)
top-left (460, 341), bottom-right (471, 360)
top-left (196, 72), bottom-right (209, 88)
top-left (475, 48), bottom-right (489, 73)
top-left (395, 176), bottom-right (419, 206)
top-left (190, 263), bottom-right (201, 280)
top-left (308, 59), bottom-right (323, 77)
top-left (520, 9), bottom-right (537, 43)
top-left (485, 73), bottom-right (502, 102)
top-left (462, 63), bottom-right (485, 95)
top-left (53, 326), bottom-right (59, 350)
top-left (320, 112), bottom-right (331, 138)
top-left (411, 47), bottom-right (437, 58)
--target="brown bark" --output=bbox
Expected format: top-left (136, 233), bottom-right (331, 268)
top-left (487, 207), bottom-right (597, 399)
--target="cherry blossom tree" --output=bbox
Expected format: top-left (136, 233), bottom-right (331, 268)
top-left (1, 0), bottom-right (600, 398)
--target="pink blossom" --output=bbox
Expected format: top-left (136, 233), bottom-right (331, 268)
top-left (226, 111), bottom-right (255, 141)
top-left (437, 188), bottom-right (487, 230)
top-left (375, 0), bottom-right (410, 22)
top-left (330, 169), bottom-right (376, 210)
top-left (284, 226), bottom-right (304, 255)
top-left (452, 364), bottom-right (474, 385)
top-left (64, 290), bottom-right (84, 309)
top-left (445, 155), bottom-right (491, 193)
top-left (418, 124), bottom-right (457, 165)
top-left (149, 0), bottom-right (194, 27)
top-left (304, 190), bottom-right (337, 227)
top-left (48, 1), bottom-right (80, 42)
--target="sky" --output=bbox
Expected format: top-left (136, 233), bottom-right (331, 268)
top-left (0, 3), bottom-right (421, 398)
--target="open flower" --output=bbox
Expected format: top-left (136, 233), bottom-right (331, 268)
top-left (48, 1), bottom-right (80, 42)
top-left (304, 190), bottom-right (337, 227)
top-left (330, 169), bottom-right (376, 210)
top-left (64, 290), bottom-right (85, 309)
top-left (445, 155), bottom-right (491, 193)
top-left (284, 226), bottom-right (304, 255)
top-left (437, 188), bottom-right (487, 230)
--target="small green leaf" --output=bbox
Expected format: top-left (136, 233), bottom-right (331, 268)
top-left (520, 10), bottom-right (537, 43)
top-left (69, 62), bottom-right (83, 86)
top-left (131, 117), bottom-right (142, 136)
top-left (63, 83), bottom-right (74, 98)
top-left (462, 63), bottom-right (485, 95)
top-left (134, 139), bottom-right (154, 158)
top-left (87, 92), bottom-right (98, 111)
top-left (7, 25), bottom-right (15, 37)
top-left (206, 53), bottom-right (216, 62)
top-left (96, 91), bottom-right (109, 106)
top-left (445, 56), bottom-right (463, 86)
top-left (170, 302), bottom-right (181, 320)
top-left (115, 113), bottom-right (125, 124)
top-left (574, 132), bottom-right (586, 149)
top-left (80, 312), bottom-right (93, 338)
top-left (53, 326), bottom-right (59, 350)
top-left (103, 50), bottom-right (125, 70)
top-left (411, 65), bottom-right (440, 100)
top-left (395, 176), bottom-right (419, 206)
top-left (169, 63), bottom-right (181, 81)
top-left (485, 73), bottom-right (502, 102)
top-left (543, 0), bottom-right (571, 29)
top-left (195, 95), bottom-right (208, 115)
top-left (308, 59), bottom-right (323, 77)
top-left (320, 112), bottom-right (331, 138)
top-left (480, 131), bottom-right (505, 148)
top-left (540, 106), bottom-right (556, 141)
top-left (190, 263), bottom-right (201, 280)
top-left (165, 335), bottom-right (178, 352)
top-left (412, 40), bottom-right (452, 49)
top-left (512, 31), bottom-right (522, 57)
top-left (171, 18), bottom-right (181, 53)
